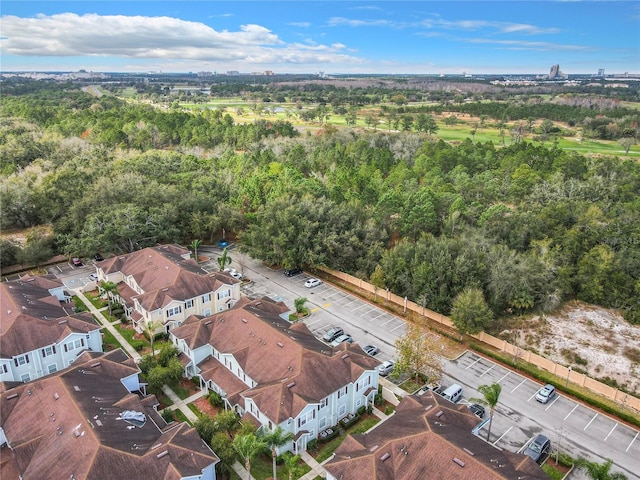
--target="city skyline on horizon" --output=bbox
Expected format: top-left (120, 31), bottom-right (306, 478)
top-left (1, 1), bottom-right (638, 75)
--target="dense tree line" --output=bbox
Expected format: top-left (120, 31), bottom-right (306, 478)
top-left (1, 85), bottom-right (638, 328)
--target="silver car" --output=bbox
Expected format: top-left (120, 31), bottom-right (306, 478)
top-left (535, 384), bottom-right (556, 404)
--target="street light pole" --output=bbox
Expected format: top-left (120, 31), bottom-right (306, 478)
top-left (566, 366), bottom-right (572, 387)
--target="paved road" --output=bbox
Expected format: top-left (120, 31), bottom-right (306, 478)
top-left (199, 246), bottom-right (639, 479)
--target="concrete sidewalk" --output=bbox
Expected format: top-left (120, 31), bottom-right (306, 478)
top-left (74, 289), bottom-right (141, 362)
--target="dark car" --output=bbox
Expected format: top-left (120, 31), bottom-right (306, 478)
top-left (322, 327), bottom-right (344, 343)
top-left (94, 253), bottom-right (104, 262)
top-left (468, 403), bottom-right (486, 419)
top-left (363, 345), bottom-right (379, 356)
top-left (523, 434), bottom-right (551, 465)
top-left (284, 267), bottom-right (303, 277)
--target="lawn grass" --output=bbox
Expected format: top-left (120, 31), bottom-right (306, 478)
top-left (84, 291), bottom-right (107, 309)
top-left (187, 403), bottom-right (201, 417)
top-left (173, 409), bottom-right (192, 426)
top-left (241, 453), bottom-right (311, 480)
top-left (315, 415), bottom-right (381, 463)
top-left (541, 463), bottom-right (567, 480)
top-left (101, 328), bottom-right (121, 351)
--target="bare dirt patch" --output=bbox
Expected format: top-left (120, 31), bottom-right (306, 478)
top-left (509, 302), bottom-right (640, 395)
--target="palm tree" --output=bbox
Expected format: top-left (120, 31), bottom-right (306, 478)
top-left (144, 319), bottom-right (162, 358)
top-left (282, 452), bottom-right (302, 480)
top-left (189, 239), bottom-right (202, 263)
top-left (262, 426), bottom-right (294, 480)
top-left (576, 458), bottom-right (627, 480)
top-left (100, 280), bottom-right (118, 317)
top-left (233, 433), bottom-right (267, 479)
top-left (470, 382), bottom-right (502, 441)
top-left (294, 297), bottom-right (308, 316)
top-left (217, 248), bottom-right (232, 272)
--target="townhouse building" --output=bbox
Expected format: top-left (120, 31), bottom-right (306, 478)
top-left (0, 349), bottom-right (219, 480)
top-left (170, 297), bottom-right (380, 453)
top-left (325, 391), bottom-right (548, 480)
top-left (0, 274), bottom-right (102, 383)
top-left (96, 244), bottom-right (240, 332)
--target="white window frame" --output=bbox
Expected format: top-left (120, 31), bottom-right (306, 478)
top-left (21, 373), bottom-right (30, 382)
top-left (217, 289), bottom-right (231, 300)
top-left (185, 299), bottom-right (194, 309)
top-left (338, 404), bottom-right (347, 416)
top-left (42, 346), bottom-right (56, 357)
top-left (202, 293), bottom-right (211, 303)
top-left (47, 364), bottom-right (58, 374)
top-left (167, 305), bottom-right (182, 317)
top-left (16, 355), bottom-right (29, 366)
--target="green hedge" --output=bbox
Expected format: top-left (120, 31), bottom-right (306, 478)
top-left (469, 343), bottom-right (640, 428)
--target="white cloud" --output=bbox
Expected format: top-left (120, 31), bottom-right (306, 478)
top-left (327, 17), bottom-right (405, 28)
top-left (287, 22), bottom-right (311, 27)
top-left (464, 38), bottom-right (592, 51)
top-left (0, 13), bottom-right (362, 66)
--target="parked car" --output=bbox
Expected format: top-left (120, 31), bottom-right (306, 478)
top-left (72, 257), bottom-right (83, 267)
top-left (284, 267), bottom-right (303, 277)
top-left (363, 345), bottom-right (379, 356)
top-left (88, 273), bottom-right (98, 282)
top-left (535, 384), bottom-right (556, 404)
top-left (468, 403), bottom-right (486, 419)
top-left (224, 268), bottom-right (243, 280)
top-left (93, 253), bottom-right (104, 262)
top-left (304, 278), bottom-right (322, 288)
top-left (330, 334), bottom-right (353, 347)
top-left (523, 434), bottom-right (551, 464)
top-left (322, 327), bottom-right (344, 343)
top-left (217, 239), bottom-right (229, 248)
top-left (378, 360), bottom-right (395, 376)
top-left (440, 383), bottom-right (463, 403)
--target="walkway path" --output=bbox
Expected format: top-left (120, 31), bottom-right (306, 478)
top-left (74, 289), bottom-right (141, 362)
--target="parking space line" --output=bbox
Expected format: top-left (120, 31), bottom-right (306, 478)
top-left (564, 404), bottom-right (579, 421)
top-left (479, 365), bottom-right (495, 377)
top-left (545, 396), bottom-right (560, 411)
top-left (380, 318), bottom-right (395, 327)
top-left (497, 371), bottom-right (510, 383)
top-left (305, 318), bottom-right (322, 327)
top-left (627, 432), bottom-right (639, 452)
top-left (584, 413), bottom-right (598, 431)
top-left (604, 423), bottom-right (618, 442)
top-left (341, 298), bottom-right (359, 307)
top-left (493, 426), bottom-right (512, 446)
top-left (511, 379), bottom-right (527, 393)
top-left (465, 358), bottom-right (482, 370)
top-left (369, 312), bottom-right (386, 322)
top-left (352, 304), bottom-right (369, 312)
top-left (391, 323), bottom-right (405, 332)
top-left (324, 291), bottom-right (344, 300)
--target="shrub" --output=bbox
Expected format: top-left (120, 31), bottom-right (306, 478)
top-left (307, 439), bottom-right (318, 452)
top-left (384, 406), bottom-right (394, 415)
top-left (73, 297), bottom-right (88, 312)
top-left (131, 340), bottom-right (145, 351)
top-left (357, 405), bottom-right (366, 416)
top-left (208, 391), bottom-right (224, 408)
top-left (161, 409), bottom-right (174, 424)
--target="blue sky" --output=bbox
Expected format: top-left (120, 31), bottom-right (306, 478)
top-left (1, 1), bottom-right (638, 74)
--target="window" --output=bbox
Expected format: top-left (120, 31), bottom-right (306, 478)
top-left (356, 399), bottom-right (362, 407)
top-left (64, 338), bottom-right (85, 352)
top-left (297, 409), bottom-right (315, 428)
top-left (41, 346), bottom-right (56, 357)
top-left (185, 299), bottom-right (194, 309)
top-left (338, 404), bottom-right (347, 416)
top-left (202, 293), bottom-right (211, 303)
top-left (1, 364), bottom-right (8, 374)
top-left (319, 417), bottom-right (327, 430)
top-left (14, 354), bottom-right (29, 366)
top-left (47, 364), bottom-right (58, 374)
top-left (337, 386), bottom-right (348, 399)
top-left (166, 305), bottom-right (182, 317)
top-left (319, 397), bottom-right (328, 409)
top-left (217, 290), bottom-right (231, 300)
top-left (21, 373), bottom-right (30, 382)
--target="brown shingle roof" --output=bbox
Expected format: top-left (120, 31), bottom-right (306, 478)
top-left (172, 298), bottom-right (379, 422)
top-left (0, 349), bottom-right (218, 480)
top-left (100, 245), bottom-right (238, 312)
top-left (325, 392), bottom-right (549, 480)
top-left (0, 276), bottom-right (100, 358)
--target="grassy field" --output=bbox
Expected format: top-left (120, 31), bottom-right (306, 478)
top-left (173, 97), bottom-right (640, 157)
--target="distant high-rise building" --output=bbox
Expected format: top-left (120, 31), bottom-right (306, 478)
top-left (549, 64), bottom-right (560, 79)
top-left (598, 68), bottom-right (605, 77)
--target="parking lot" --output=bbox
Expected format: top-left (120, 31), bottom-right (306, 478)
top-left (445, 351), bottom-right (639, 478)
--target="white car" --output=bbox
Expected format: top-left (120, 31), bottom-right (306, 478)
top-left (378, 360), bottom-right (395, 376)
top-left (330, 334), bottom-right (353, 347)
top-left (88, 273), bottom-right (98, 282)
top-left (225, 268), bottom-right (243, 280)
top-left (304, 278), bottom-right (322, 288)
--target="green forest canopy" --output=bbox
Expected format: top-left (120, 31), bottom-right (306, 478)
top-left (1, 83), bottom-right (639, 330)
